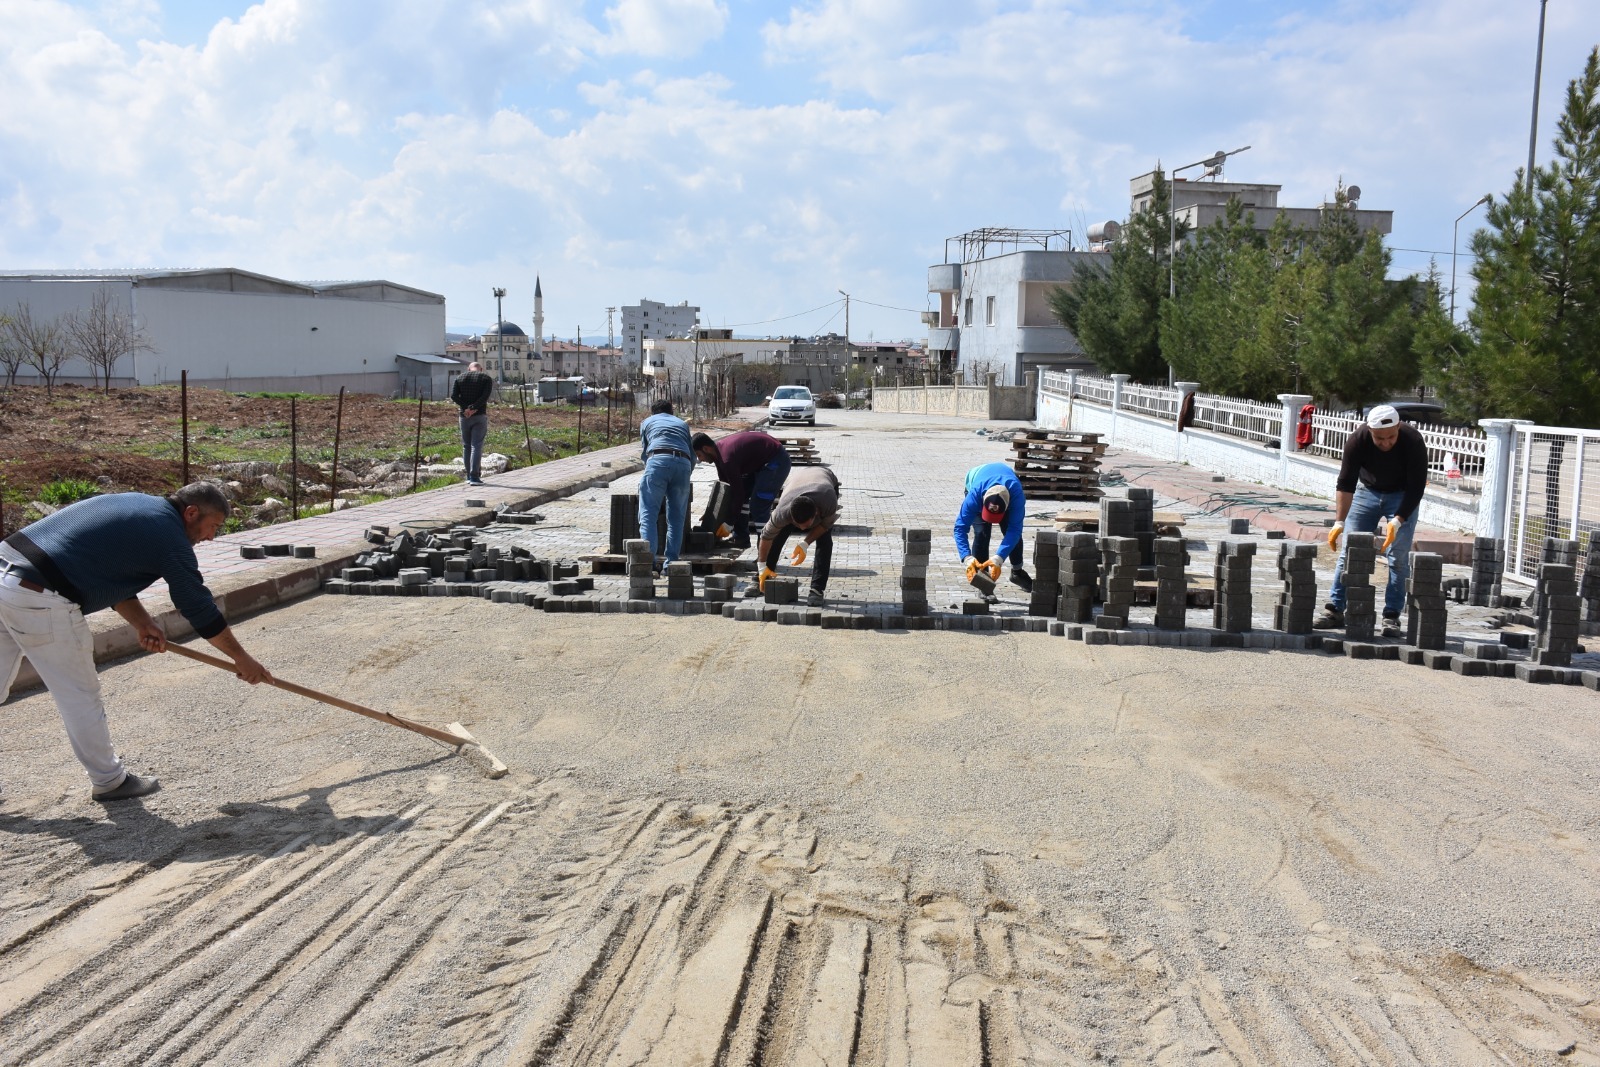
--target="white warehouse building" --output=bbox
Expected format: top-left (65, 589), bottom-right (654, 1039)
top-left (0, 268), bottom-right (446, 394)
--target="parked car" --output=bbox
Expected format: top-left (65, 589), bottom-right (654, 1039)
top-left (767, 385), bottom-right (817, 426)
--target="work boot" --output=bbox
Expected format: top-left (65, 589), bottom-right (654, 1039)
top-left (92, 771), bottom-right (161, 802)
top-left (806, 588), bottom-right (825, 608)
top-left (1381, 613), bottom-right (1402, 639)
top-left (1312, 605), bottom-right (1345, 630)
top-left (1009, 569), bottom-right (1034, 593)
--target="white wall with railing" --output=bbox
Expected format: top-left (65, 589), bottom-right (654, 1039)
top-left (1037, 371), bottom-right (1490, 535)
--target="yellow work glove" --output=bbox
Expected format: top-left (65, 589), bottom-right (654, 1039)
top-left (1327, 522), bottom-right (1343, 551)
top-left (964, 556), bottom-right (980, 582)
top-left (1381, 517), bottom-right (1399, 552)
top-left (790, 543), bottom-right (807, 565)
top-left (715, 524), bottom-right (732, 539)
top-left (758, 566), bottom-right (777, 591)
top-left (983, 559), bottom-right (1002, 582)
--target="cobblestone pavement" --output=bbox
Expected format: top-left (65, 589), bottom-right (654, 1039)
top-left (316, 409), bottom-right (1589, 672)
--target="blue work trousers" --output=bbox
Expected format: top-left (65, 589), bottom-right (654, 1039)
top-left (639, 455), bottom-right (693, 565)
top-left (1329, 485), bottom-right (1417, 618)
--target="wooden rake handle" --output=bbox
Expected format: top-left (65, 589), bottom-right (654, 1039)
top-left (164, 643), bottom-right (472, 749)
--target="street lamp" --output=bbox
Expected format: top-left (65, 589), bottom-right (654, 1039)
top-left (837, 289), bottom-right (850, 341)
top-left (1168, 146), bottom-right (1251, 300)
top-left (1527, 0), bottom-right (1549, 193)
top-left (1451, 195), bottom-right (1491, 322)
top-left (491, 287), bottom-right (507, 383)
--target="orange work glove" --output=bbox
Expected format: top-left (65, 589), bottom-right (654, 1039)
top-left (964, 556), bottom-right (980, 582)
top-left (758, 566), bottom-right (777, 591)
top-left (1381, 517), bottom-right (1399, 552)
top-left (1327, 522), bottom-right (1344, 551)
top-left (982, 559), bottom-right (1002, 582)
top-left (790, 543), bottom-right (807, 565)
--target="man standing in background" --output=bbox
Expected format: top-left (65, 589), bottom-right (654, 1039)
top-left (450, 361), bottom-right (494, 486)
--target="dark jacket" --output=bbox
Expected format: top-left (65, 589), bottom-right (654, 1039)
top-left (451, 371), bottom-right (494, 415)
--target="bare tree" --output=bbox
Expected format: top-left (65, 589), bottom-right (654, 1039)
top-left (6, 303), bottom-right (70, 395)
top-left (64, 288), bottom-right (152, 392)
top-left (0, 313), bottom-right (22, 388)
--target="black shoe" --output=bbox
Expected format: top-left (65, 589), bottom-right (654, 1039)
top-left (806, 589), bottom-right (825, 607)
top-left (1312, 606), bottom-right (1345, 630)
top-left (93, 771), bottom-right (161, 802)
top-left (1009, 569), bottom-right (1034, 593)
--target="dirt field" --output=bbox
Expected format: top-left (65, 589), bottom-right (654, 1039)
top-left (2, 596), bottom-right (1598, 1065)
top-left (0, 384), bottom-right (624, 532)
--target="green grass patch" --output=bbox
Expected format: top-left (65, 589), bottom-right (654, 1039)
top-left (38, 478), bottom-right (100, 507)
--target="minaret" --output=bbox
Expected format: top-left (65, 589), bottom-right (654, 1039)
top-left (532, 276), bottom-right (545, 373)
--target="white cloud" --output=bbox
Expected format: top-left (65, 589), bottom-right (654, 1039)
top-left (598, 0), bottom-right (729, 58)
top-left (1, 0), bottom-right (1598, 337)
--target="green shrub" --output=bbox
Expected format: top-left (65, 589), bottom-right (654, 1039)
top-left (38, 479), bottom-right (99, 507)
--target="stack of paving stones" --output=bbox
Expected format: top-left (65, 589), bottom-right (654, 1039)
top-left (1341, 532), bottom-right (1379, 641)
top-left (901, 528), bottom-right (932, 616)
top-left (1057, 532), bottom-right (1099, 623)
top-left (703, 574), bottom-right (736, 603)
top-left (1273, 542), bottom-right (1318, 634)
top-left (608, 493), bottom-right (640, 554)
top-left (1098, 495), bottom-right (1144, 565)
top-left (1468, 536), bottom-right (1505, 607)
top-left (1404, 551), bottom-right (1448, 650)
top-left (1028, 531), bottom-right (1062, 617)
top-left (1531, 537), bottom-right (1580, 615)
top-left (1211, 541), bottom-right (1255, 633)
top-left (1534, 561), bottom-right (1582, 668)
top-left (1097, 536), bottom-right (1139, 629)
top-left (1583, 539), bottom-right (1600, 624)
top-left (764, 576), bottom-right (800, 605)
top-left (1152, 536), bottom-right (1188, 630)
top-left (664, 561), bottom-right (696, 600)
top-left (624, 538), bottom-right (656, 599)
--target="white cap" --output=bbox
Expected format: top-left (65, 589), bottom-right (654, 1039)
top-left (1367, 404), bottom-right (1400, 429)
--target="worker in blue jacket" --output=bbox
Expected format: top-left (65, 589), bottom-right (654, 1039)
top-left (954, 462), bottom-right (1032, 593)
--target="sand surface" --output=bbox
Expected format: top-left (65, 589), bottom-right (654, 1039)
top-left (3, 594), bottom-right (1599, 1065)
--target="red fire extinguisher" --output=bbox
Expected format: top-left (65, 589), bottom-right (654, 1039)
top-left (1295, 403), bottom-right (1315, 450)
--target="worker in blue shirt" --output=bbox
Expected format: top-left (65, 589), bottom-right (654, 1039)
top-left (0, 483), bottom-right (271, 802)
top-left (637, 398), bottom-right (695, 570)
top-left (954, 462), bottom-right (1033, 593)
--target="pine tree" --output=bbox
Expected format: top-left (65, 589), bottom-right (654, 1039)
top-left (1301, 228), bottom-right (1422, 408)
top-left (1463, 46), bottom-right (1600, 425)
top-left (1048, 168), bottom-right (1185, 382)
top-left (1159, 199), bottom-right (1274, 396)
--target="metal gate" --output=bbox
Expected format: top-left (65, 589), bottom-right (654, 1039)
top-left (1503, 424), bottom-right (1600, 585)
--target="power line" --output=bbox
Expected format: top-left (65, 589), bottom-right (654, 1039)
top-left (724, 298), bottom-right (843, 329)
top-left (852, 297), bottom-right (927, 315)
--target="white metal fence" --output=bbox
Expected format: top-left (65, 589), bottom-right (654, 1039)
top-left (1188, 392), bottom-right (1282, 444)
top-left (1504, 425), bottom-right (1600, 584)
top-left (1050, 374), bottom-right (1487, 494)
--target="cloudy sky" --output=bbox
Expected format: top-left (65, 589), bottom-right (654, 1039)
top-left (3, 0), bottom-right (1597, 343)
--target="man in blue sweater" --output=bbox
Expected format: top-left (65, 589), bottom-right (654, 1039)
top-left (0, 483), bottom-right (271, 801)
top-left (955, 462), bottom-right (1033, 594)
top-left (637, 398), bottom-right (695, 570)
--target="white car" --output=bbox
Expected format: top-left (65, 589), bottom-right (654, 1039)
top-left (767, 385), bottom-right (817, 426)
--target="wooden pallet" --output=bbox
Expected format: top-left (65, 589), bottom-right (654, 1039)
top-left (776, 437), bottom-right (824, 466)
top-left (1055, 510), bottom-right (1187, 530)
top-left (1010, 430), bottom-right (1103, 500)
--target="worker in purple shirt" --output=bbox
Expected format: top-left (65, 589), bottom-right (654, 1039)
top-left (0, 483), bottom-right (271, 802)
top-left (690, 430), bottom-right (791, 548)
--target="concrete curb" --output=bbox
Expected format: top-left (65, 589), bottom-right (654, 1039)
top-left (11, 455), bottom-right (646, 691)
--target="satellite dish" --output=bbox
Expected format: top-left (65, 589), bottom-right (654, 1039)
top-left (1346, 184), bottom-right (1362, 204)
top-left (1209, 150), bottom-right (1227, 168)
